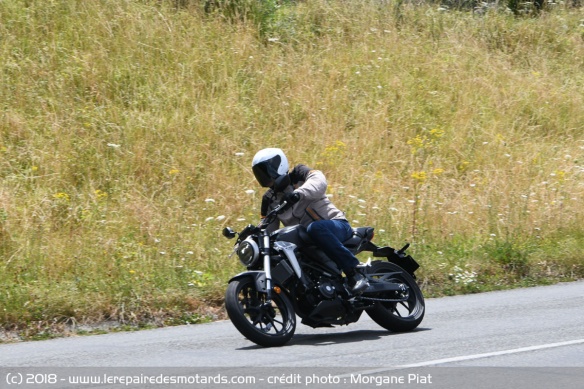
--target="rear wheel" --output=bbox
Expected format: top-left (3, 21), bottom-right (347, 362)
top-left (366, 261), bottom-right (425, 332)
top-left (225, 277), bottom-right (296, 347)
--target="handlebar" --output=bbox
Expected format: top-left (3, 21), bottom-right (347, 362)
top-left (258, 200), bottom-right (289, 229)
top-left (222, 200), bottom-right (290, 240)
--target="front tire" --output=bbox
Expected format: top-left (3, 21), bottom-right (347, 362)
top-left (225, 277), bottom-right (296, 347)
top-left (366, 261), bottom-right (425, 332)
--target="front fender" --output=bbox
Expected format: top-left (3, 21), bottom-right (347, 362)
top-left (228, 271), bottom-right (267, 293)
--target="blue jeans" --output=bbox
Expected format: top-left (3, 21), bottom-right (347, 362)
top-left (306, 219), bottom-right (359, 272)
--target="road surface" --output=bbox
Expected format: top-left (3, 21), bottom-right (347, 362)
top-left (1, 281), bottom-right (583, 388)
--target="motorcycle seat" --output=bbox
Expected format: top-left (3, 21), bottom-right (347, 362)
top-left (343, 227), bottom-right (374, 250)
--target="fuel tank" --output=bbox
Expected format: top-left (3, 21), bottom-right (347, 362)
top-left (272, 225), bottom-right (340, 275)
top-left (271, 225), bottom-right (314, 248)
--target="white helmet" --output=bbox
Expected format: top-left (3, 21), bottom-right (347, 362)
top-left (252, 148), bottom-right (289, 187)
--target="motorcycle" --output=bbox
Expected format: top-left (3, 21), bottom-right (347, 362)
top-left (222, 179), bottom-right (425, 347)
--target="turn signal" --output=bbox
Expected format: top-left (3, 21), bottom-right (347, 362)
top-left (273, 286), bottom-right (282, 294)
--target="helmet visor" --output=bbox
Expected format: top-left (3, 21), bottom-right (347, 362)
top-left (252, 158), bottom-right (280, 187)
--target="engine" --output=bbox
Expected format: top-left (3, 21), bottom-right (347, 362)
top-left (305, 276), bottom-right (347, 304)
top-left (316, 279), bottom-right (338, 300)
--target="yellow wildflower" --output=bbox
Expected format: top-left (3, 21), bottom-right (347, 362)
top-left (53, 192), bottom-right (70, 201)
top-left (411, 171), bottom-right (427, 182)
top-left (323, 141), bottom-right (347, 159)
top-left (95, 189), bottom-right (108, 200)
top-left (429, 128), bottom-right (445, 139)
top-left (554, 170), bottom-right (566, 183)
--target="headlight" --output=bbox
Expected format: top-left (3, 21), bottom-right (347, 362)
top-left (237, 238), bottom-right (259, 267)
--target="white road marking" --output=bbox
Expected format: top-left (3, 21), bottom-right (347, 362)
top-left (398, 338), bottom-right (584, 368)
top-left (340, 338), bottom-right (584, 378)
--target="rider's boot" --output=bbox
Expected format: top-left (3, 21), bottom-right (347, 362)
top-left (345, 268), bottom-right (369, 295)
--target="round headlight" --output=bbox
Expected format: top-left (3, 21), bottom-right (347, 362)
top-left (237, 238), bottom-right (259, 267)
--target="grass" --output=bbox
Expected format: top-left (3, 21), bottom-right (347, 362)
top-left (0, 0), bottom-right (583, 341)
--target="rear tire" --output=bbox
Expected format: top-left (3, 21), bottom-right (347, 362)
top-left (366, 261), bottom-right (425, 332)
top-left (225, 277), bottom-right (296, 347)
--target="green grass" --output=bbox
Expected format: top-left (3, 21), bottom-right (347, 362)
top-left (1, 0), bottom-right (583, 341)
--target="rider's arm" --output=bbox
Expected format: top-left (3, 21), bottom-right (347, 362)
top-left (292, 167), bottom-right (328, 201)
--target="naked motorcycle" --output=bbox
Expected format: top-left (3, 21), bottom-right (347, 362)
top-left (222, 181), bottom-right (425, 347)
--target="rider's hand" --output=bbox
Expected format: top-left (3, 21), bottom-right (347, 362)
top-left (284, 191), bottom-right (300, 206)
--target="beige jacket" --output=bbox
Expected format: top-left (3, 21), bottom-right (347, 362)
top-left (261, 165), bottom-right (347, 233)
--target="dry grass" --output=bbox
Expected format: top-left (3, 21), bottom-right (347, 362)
top-left (0, 0), bottom-right (582, 339)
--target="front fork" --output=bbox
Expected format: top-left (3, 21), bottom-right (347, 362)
top-left (258, 230), bottom-right (311, 302)
top-left (259, 231), bottom-right (273, 302)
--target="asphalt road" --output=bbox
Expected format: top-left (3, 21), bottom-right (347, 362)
top-left (1, 281), bottom-right (583, 388)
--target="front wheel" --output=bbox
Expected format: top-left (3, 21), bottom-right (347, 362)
top-left (225, 277), bottom-right (296, 347)
top-left (366, 261), bottom-right (425, 332)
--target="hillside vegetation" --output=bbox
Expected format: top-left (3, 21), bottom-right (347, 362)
top-left (1, 0), bottom-right (583, 339)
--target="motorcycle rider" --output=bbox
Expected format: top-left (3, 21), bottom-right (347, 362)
top-left (251, 148), bottom-right (370, 294)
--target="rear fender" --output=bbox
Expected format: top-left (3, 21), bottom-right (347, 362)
top-left (366, 244), bottom-right (420, 278)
